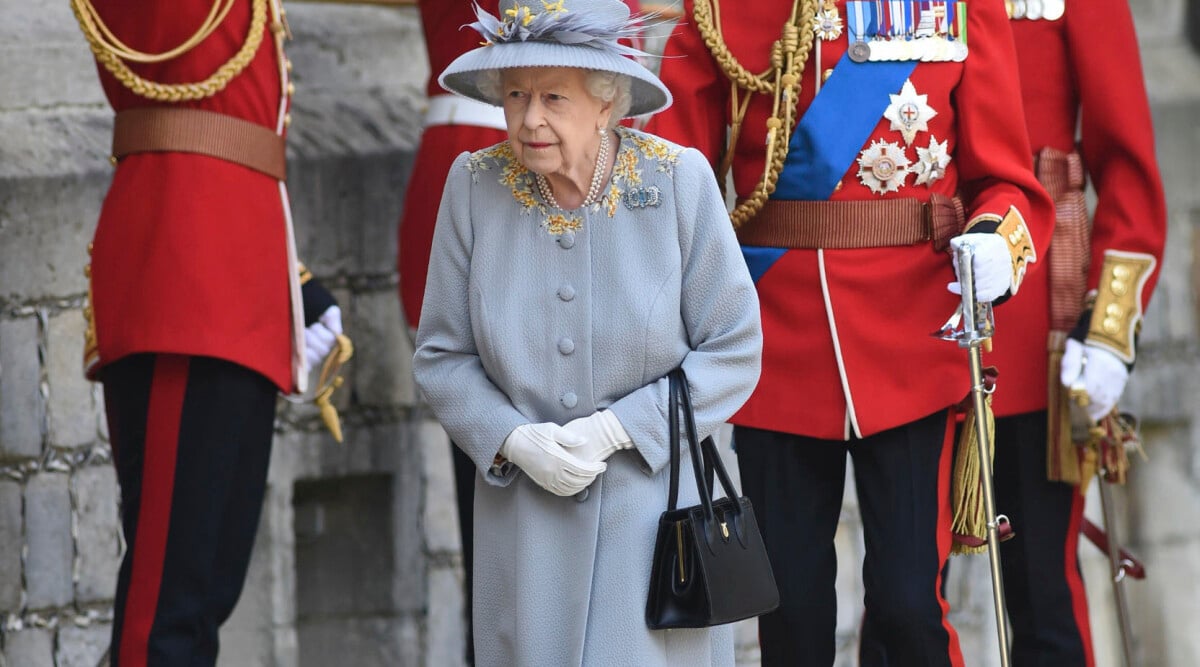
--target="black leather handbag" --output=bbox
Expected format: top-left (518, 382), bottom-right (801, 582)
top-left (645, 368), bottom-right (780, 629)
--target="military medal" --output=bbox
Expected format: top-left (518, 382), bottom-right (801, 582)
top-left (948, 1), bottom-right (968, 62)
top-left (914, 135), bottom-right (951, 185)
top-left (847, 1), bottom-right (873, 62)
top-left (1010, 0), bottom-right (1027, 19)
top-left (884, 79), bottom-right (937, 145)
top-left (857, 139), bottom-right (912, 194)
top-left (1042, 0), bottom-right (1064, 20)
top-left (812, 0), bottom-right (844, 40)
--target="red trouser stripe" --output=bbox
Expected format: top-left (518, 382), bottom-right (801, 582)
top-left (118, 355), bottom-right (188, 667)
top-left (1066, 489), bottom-right (1095, 666)
top-left (935, 414), bottom-right (966, 667)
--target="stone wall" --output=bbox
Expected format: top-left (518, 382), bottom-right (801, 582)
top-left (0, 1), bottom-right (461, 665)
top-left (1, 0), bottom-right (1197, 666)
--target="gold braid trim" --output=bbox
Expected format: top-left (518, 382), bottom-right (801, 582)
top-left (693, 0), bottom-right (819, 228)
top-left (70, 0), bottom-right (268, 103)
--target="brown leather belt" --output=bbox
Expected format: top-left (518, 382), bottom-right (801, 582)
top-left (112, 107), bottom-right (287, 181)
top-left (735, 193), bottom-right (965, 250)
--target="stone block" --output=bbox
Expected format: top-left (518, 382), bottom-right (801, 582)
top-left (1135, 540), bottom-right (1200, 667)
top-left (0, 170), bottom-right (107, 299)
top-left (294, 473), bottom-right (395, 618)
top-left (72, 465), bottom-right (120, 603)
top-left (1, 628), bottom-right (53, 667)
top-left (288, 147), bottom-right (415, 278)
top-left (1130, 0), bottom-right (1188, 45)
top-left (0, 316), bottom-right (42, 459)
top-left (0, 41), bottom-right (104, 112)
top-left (295, 615), bottom-right (420, 667)
top-left (390, 425), bottom-right (427, 617)
top-left (0, 481), bottom-right (22, 611)
top-left (47, 309), bottom-right (98, 449)
top-left (0, 0), bottom-right (107, 111)
top-left (426, 565), bottom-right (467, 667)
top-left (421, 422), bottom-right (460, 554)
top-left (349, 291), bottom-right (415, 408)
top-left (221, 514), bottom-right (277, 667)
top-left (55, 624), bottom-right (111, 667)
top-left (1129, 423), bottom-right (1200, 545)
top-left (24, 472), bottom-right (74, 609)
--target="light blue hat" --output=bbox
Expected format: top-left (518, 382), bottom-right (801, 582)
top-left (438, 0), bottom-right (673, 117)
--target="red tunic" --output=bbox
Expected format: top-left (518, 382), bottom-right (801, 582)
top-left (988, 0), bottom-right (1167, 417)
top-left (399, 0), bottom-right (508, 329)
top-left (648, 0), bottom-right (1054, 439)
top-left (86, 0), bottom-right (298, 392)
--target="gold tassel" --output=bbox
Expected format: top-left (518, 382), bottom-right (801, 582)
top-left (1045, 331), bottom-right (1082, 486)
top-left (950, 369), bottom-right (997, 556)
top-left (314, 333), bottom-right (354, 443)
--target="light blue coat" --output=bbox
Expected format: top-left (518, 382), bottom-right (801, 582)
top-left (413, 127), bottom-right (762, 667)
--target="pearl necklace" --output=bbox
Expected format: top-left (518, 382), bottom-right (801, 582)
top-left (536, 131), bottom-right (610, 210)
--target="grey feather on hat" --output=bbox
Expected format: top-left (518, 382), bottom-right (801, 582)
top-left (438, 0), bottom-right (673, 118)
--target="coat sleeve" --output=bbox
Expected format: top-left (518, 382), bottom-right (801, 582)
top-left (413, 152), bottom-right (528, 485)
top-left (1066, 0), bottom-right (1166, 360)
top-left (608, 147), bottom-right (763, 475)
top-left (641, 0), bottom-right (731, 167)
top-left (955, 0), bottom-right (1055, 292)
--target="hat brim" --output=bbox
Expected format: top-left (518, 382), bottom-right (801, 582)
top-left (438, 41), bottom-right (673, 118)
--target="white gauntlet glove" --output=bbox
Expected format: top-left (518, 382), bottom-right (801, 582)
top-left (948, 234), bottom-right (1013, 303)
top-left (500, 423), bottom-right (607, 497)
top-left (305, 305), bottom-right (343, 368)
top-left (562, 410), bottom-right (633, 464)
top-left (1060, 338), bottom-right (1130, 422)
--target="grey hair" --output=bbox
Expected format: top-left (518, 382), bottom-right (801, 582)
top-left (478, 68), bottom-right (633, 127)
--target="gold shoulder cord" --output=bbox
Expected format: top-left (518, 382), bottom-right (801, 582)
top-left (692, 0), bottom-right (819, 228)
top-left (70, 0), bottom-right (268, 102)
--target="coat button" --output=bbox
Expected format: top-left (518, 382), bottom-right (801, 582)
top-left (561, 392), bottom-right (578, 409)
top-left (574, 487), bottom-right (589, 502)
top-left (557, 285), bottom-right (575, 301)
top-left (557, 337), bottom-right (575, 355)
top-left (557, 232), bottom-right (575, 249)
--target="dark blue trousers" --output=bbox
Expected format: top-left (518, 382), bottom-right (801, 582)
top-left (104, 354), bottom-right (275, 667)
top-left (735, 410), bottom-right (963, 667)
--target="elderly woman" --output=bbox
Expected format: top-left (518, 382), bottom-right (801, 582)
top-left (412, 1), bottom-right (762, 664)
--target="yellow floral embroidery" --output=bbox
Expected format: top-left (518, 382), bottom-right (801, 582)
top-left (603, 183), bottom-right (621, 217)
top-left (627, 131), bottom-right (683, 174)
top-left (545, 213), bottom-right (583, 235)
top-left (465, 129), bottom-right (682, 236)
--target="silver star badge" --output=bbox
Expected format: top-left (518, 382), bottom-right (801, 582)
top-left (884, 80), bottom-right (938, 145)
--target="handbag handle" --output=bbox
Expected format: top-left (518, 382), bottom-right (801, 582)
top-left (666, 369), bottom-right (742, 522)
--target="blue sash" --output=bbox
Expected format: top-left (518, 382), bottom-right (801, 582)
top-left (774, 53), bottom-right (916, 201)
top-left (742, 53), bottom-right (916, 282)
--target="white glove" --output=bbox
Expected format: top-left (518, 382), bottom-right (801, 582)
top-left (500, 422), bottom-right (607, 497)
top-left (948, 233), bottom-right (1012, 303)
top-left (1060, 338), bottom-right (1130, 422)
top-left (561, 410), bottom-right (634, 464)
top-left (305, 305), bottom-right (343, 368)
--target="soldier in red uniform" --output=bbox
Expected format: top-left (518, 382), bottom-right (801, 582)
top-left (72, 0), bottom-right (342, 663)
top-left (647, 1), bottom-right (1053, 664)
top-left (987, 1), bottom-right (1167, 664)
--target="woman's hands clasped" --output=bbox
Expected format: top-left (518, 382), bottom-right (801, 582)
top-left (501, 423), bottom-right (607, 497)
top-left (561, 410), bottom-right (633, 463)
